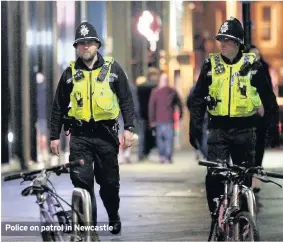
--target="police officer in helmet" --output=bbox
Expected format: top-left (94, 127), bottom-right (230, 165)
top-left (50, 21), bottom-right (135, 237)
top-left (189, 17), bottom-right (279, 232)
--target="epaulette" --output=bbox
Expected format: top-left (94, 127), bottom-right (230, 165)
top-left (251, 60), bottom-right (262, 71)
top-left (204, 58), bottom-right (211, 64)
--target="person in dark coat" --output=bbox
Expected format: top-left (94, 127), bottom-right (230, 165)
top-left (136, 68), bottom-right (160, 161)
top-left (248, 45), bottom-right (274, 193)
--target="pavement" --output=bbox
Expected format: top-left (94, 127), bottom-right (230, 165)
top-left (1, 148), bottom-right (283, 241)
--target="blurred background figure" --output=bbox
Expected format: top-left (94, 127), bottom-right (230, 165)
top-left (118, 80), bottom-right (140, 164)
top-left (36, 71), bottom-right (49, 163)
top-left (248, 45), bottom-right (273, 193)
top-left (249, 45), bottom-right (273, 88)
top-left (136, 68), bottom-right (160, 161)
top-left (148, 72), bottom-right (183, 164)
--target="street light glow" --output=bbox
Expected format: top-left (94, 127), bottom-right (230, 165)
top-left (137, 10), bottom-right (160, 52)
top-left (8, 132), bottom-right (14, 143)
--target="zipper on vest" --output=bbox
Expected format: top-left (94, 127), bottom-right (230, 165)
top-left (228, 67), bottom-right (232, 116)
top-left (89, 71), bottom-right (94, 120)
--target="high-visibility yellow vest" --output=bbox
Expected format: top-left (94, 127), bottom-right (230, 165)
top-left (208, 53), bottom-right (262, 117)
top-left (67, 57), bottom-right (120, 121)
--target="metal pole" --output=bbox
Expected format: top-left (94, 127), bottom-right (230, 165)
top-left (21, 1), bottom-right (32, 168)
top-left (242, 2), bottom-right (252, 50)
top-left (81, 0), bottom-right (87, 21)
top-left (8, 2), bottom-right (25, 169)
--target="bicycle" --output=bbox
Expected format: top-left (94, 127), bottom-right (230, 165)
top-left (3, 159), bottom-right (98, 242)
top-left (198, 159), bottom-right (283, 241)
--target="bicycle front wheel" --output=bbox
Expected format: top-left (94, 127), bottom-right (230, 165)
top-left (233, 211), bottom-right (260, 241)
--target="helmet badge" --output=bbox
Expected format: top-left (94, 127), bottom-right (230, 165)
top-left (220, 22), bottom-right (229, 33)
top-left (80, 25), bottom-right (89, 37)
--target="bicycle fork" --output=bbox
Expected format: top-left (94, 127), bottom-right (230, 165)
top-left (231, 185), bottom-right (256, 241)
top-left (241, 185), bottom-right (256, 218)
top-left (72, 188), bottom-right (93, 242)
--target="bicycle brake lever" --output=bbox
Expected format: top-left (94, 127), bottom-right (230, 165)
top-left (266, 179), bottom-right (282, 188)
top-left (20, 175), bottom-right (36, 184)
top-left (55, 167), bottom-right (69, 176)
top-left (256, 176), bottom-right (282, 188)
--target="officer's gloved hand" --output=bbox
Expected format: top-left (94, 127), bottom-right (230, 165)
top-left (189, 128), bottom-right (202, 150)
top-left (267, 125), bottom-right (280, 148)
top-left (189, 135), bottom-right (198, 150)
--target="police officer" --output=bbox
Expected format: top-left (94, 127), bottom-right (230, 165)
top-left (50, 21), bottom-right (135, 236)
top-left (189, 17), bottom-right (279, 221)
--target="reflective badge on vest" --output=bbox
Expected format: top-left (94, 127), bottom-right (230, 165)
top-left (214, 63), bottom-right (225, 74)
top-left (74, 70), bottom-right (85, 81)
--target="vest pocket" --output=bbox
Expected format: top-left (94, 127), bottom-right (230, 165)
top-left (95, 89), bottom-right (114, 110)
top-left (236, 95), bottom-right (248, 108)
top-left (248, 87), bottom-right (262, 108)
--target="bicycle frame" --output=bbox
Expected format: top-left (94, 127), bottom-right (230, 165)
top-left (37, 190), bottom-right (65, 241)
top-left (212, 172), bottom-right (257, 241)
top-left (3, 160), bottom-right (93, 241)
top-left (200, 159), bottom-right (283, 242)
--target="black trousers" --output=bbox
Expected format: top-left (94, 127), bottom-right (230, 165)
top-left (205, 127), bottom-right (256, 213)
top-left (69, 125), bottom-right (120, 224)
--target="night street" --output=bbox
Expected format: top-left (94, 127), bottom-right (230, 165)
top-left (2, 1), bottom-right (283, 241)
top-left (2, 149), bottom-right (283, 241)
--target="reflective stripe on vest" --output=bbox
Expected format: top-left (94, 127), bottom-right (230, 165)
top-left (67, 57), bottom-right (120, 121)
top-left (208, 53), bottom-right (262, 117)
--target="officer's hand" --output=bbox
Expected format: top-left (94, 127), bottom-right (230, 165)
top-left (257, 105), bottom-right (265, 117)
top-left (122, 130), bottom-right (134, 149)
top-left (267, 125), bottom-right (280, 148)
top-left (189, 135), bottom-right (198, 150)
top-left (150, 122), bottom-right (156, 128)
top-left (50, 139), bottom-right (60, 155)
top-left (189, 129), bottom-right (202, 150)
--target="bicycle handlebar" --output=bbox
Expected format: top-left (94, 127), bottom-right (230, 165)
top-left (198, 160), bottom-right (220, 167)
top-left (3, 159), bottom-right (84, 182)
top-left (198, 160), bottom-right (283, 179)
top-left (264, 171), bottom-right (283, 179)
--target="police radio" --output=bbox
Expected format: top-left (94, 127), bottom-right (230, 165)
top-left (205, 95), bottom-right (222, 110)
top-left (97, 62), bottom-right (110, 82)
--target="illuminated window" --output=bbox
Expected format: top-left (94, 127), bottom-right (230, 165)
top-left (256, 3), bottom-right (278, 48)
top-left (261, 7), bottom-right (271, 41)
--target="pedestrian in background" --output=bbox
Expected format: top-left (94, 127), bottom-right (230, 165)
top-left (248, 45), bottom-right (274, 193)
top-left (148, 72), bottom-right (183, 163)
top-left (136, 68), bottom-right (160, 161)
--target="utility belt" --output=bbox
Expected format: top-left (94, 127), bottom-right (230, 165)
top-left (63, 116), bottom-right (119, 136)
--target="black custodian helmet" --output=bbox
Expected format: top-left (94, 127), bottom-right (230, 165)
top-left (73, 20), bottom-right (102, 48)
top-left (215, 17), bottom-right (244, 45)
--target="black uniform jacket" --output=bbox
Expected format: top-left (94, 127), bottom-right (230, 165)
top-left (50, 52), bottom-right (135, 140)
